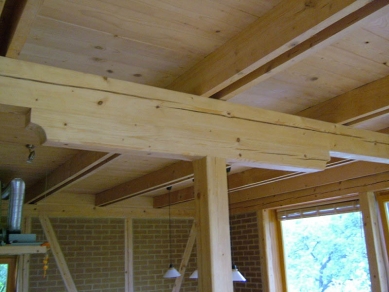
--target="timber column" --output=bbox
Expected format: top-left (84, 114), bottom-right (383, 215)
top-left (193, 156), bottom-right (233, 292)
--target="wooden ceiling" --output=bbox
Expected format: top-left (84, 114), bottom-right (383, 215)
top-left (0, 0), bottom-right (389, 211)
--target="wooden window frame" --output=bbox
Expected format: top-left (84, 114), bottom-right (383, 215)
top-left (376, 192), bottom-right (389, 279)
top-left (260, 194), bottom-right (389, 291)
top-left (0, 256), bottom-right (16, 292)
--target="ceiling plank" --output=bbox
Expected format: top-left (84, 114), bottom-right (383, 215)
top-left (25, 151), bottom-right (120, 204)
top-left (211, 1), bottom-right (389, 100)
top-left (1, 58), bottom-right (389, 173)
top-left (166, 0), bottom-right (372, 97)
top-left (153, 161), bottom-right (389, 208)
top-left (95, 161), bottom-right (193, 206)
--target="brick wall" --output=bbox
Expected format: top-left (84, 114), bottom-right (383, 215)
top-left (29, 217), bottom-right (125, 292)
top-left (133, 218), bottom-right (197, 292)
top-left (230, 212), bottom-right (262, 292)
top-left (27, 213), bottom-right (261, 292)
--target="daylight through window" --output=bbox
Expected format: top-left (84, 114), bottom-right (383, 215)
top-left (280, 202), bottom-right (371, 292)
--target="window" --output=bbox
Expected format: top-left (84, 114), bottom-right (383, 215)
top-left (279, 202), bottom-right (371, 292)
top-left (0, 257), bottom-right (16, 292)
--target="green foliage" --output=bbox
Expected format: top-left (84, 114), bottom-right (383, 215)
top-left (0, 264), bottom-right (8, 292)
top-left (282, 212), bottom-right (371, 292)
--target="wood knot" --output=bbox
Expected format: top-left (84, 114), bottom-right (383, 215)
top-left (97, 101), bottom-right (103, 105)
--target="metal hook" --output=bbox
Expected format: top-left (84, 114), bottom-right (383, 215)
top-left (26, 144), bottom-right (35, 163)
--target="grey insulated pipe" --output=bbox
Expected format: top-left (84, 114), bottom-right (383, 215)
top-left (2, 178), bottom-right (25, 233)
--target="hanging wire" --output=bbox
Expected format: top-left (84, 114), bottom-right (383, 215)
top-left (168, 186), bottom-right (172, 264)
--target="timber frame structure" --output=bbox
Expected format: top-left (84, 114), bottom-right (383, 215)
top-left (0, 0), bottom-right (389, 291)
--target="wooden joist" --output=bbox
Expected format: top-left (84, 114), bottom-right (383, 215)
top-left (154, 161), bottom-right (389, 208)
top-left (25, 151), bottom-right (120, 204)
top-left (95, 161), bottom-right (193, 206)
top-left (230, 170), bottom-right (389, 214)
top-left (167, 0), bottom-right (373, 97)
top-left (211, 1), bottom-right (389, 100)
top-left (298, 74), bottom-right (389, 126)
top-left (1, 58), bottom-right (389, 173)
top-left (5, 0), bottom-right (44, 58)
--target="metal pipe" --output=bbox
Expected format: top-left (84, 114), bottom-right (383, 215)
top-left (3, 178), bottom-right (25, 232)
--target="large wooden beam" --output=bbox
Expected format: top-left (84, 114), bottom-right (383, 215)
top-left (194, 157), bottom-right (233, 292)
top-left (211, 1), bottom-right (389, 100)
top-left (1, 58), bottom-right (389, 173)
top-left (95, 161), bottom-right (193, 206)
top-left (167, 0), bottom-right (372, 97)
top-left (25, 151), bottom-right (120, 204)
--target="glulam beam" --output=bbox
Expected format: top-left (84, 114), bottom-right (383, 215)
top-left (1, 58), bottom-right (389, 173)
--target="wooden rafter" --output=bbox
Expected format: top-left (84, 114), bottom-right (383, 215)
top-left (1, 58), bottom-right (389, 173)
top-left (230, 171), bottom-right (389, 213)
top-left (229, 161), bottom-right (389, 205)
top-left (299, 74), bottom-right (389, 125)
top-left (154, 161), bottom-right (389, 208)
top-left (2, 0), bottom-right (44, 58)
top-left (167, 0), bottom-right (373, 97)
top-left (25, 151), bottom-right (120, 204)
top-left (95, 161), bottom-right (193, 206)
top-left (211, 1), bottom-right (389, 100)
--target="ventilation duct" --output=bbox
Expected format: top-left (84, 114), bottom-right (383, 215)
top-left (0, 178), bottom-right (38, 245)
top-left (2, 178), bottom-right (25, 233)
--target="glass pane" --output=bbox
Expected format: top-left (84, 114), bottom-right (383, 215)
top-left (281, 212), bottom-right (371, 292)
top-left (0, 263), bottom-right (8, 292)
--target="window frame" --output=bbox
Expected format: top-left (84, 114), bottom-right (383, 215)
top-left (270, 192), bottom-right (389, 291)
top-left (376, 192), bottom-right (389, 277)
top-left (0, 256), bottom-right (16, 292)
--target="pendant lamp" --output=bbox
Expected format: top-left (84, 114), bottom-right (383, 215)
top-left (231, 264), bottom-right (246, 282)
top-left (163, 187), bottom-right (181, 279)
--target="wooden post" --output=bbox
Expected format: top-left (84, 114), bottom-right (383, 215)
top-left (125, 218), bottom-right (134, 292)
top-left (359, 192), bottom-right (389, 291)
top-left (193, 157), bottom-right (233, 292)
top-left (16, 216), bottom-right (32, 292)
top-left (257, 209), bottom-right (285, 292)
top-left (172, 221), bottom-right (197, 292)
top-left (39, 216), bottom-right (78, 292)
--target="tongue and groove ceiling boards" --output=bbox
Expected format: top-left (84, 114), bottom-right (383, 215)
top-left (0, 0), bottom-right (389, 210)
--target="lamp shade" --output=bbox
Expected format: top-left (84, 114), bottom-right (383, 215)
top-left (163, 264), bottom-right (181, 278)
top-left (189, 269), bottom-right (198, 279)
top-left (232, 265), bottom-right (246, 282)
